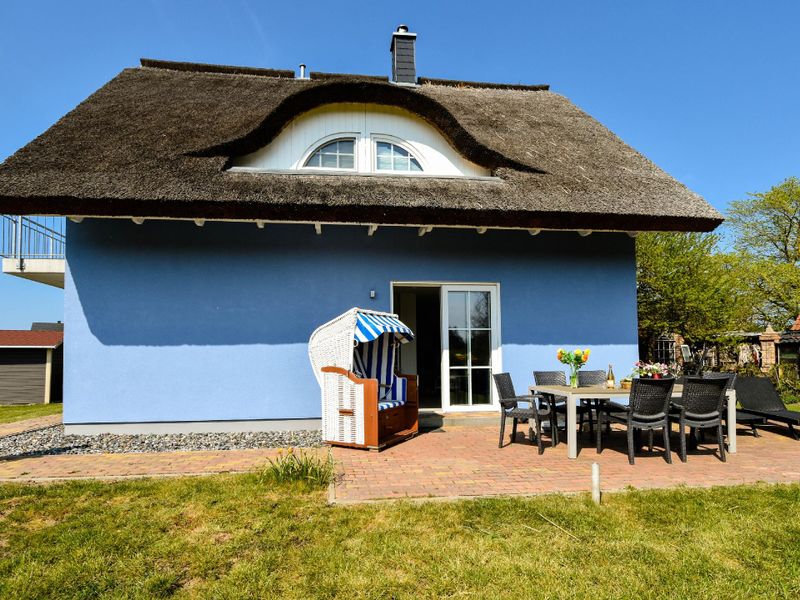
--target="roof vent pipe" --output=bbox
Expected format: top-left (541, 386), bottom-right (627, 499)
top-left (298, 63), bottom-right (307, 79)
top-left (390, 24), bottom-right (417, 85)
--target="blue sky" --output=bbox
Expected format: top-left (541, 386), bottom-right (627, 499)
top-left (1, 0), bottom-right (798, 329)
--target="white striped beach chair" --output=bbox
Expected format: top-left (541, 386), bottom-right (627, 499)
top-left (309, 308), bottom-right (419, 450)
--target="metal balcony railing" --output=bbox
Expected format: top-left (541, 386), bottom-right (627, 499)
top-left (1, 215), bottom-right (65, 260)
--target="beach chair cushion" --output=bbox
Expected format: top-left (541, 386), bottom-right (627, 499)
top-left (379, 375), bottom-right (407, 410)
top-left (378, 399), bottom-right (406, 410)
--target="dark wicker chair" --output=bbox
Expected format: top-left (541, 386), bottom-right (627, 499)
top-left (736, 376), bottom-right (800, 440)
top-left (578, 369), bottom-right (607, 435)
top-left (578, 369), bottom-right (607, 386)
top-left (493, 373), bottom-right (554, 454)
top-left (532, 371), bottom-right (594, 443)
top-left (702, 372), bottom-right (737, 389)
top-left (596, 377), bottom-right (675, 465)
top-left (670, 377), bottom-right (729, 462)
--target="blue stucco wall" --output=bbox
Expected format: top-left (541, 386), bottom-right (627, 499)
top-left (63, 220), bottom-right (639, 424)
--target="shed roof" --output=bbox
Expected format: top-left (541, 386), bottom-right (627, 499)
top-left (0, 330), bottom-right (63, 349)
top-left (0, 59), bottom-right (723, 232)
top-left (778, 316), bottom-right (800, 344)
top-left (31, 322), bottom-right (64, 332)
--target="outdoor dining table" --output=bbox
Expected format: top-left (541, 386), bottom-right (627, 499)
top-left (528, 383), bottom-right (737, 459)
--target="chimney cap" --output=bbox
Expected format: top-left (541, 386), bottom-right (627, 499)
top-left (391, 24), bottom-right (417, 49)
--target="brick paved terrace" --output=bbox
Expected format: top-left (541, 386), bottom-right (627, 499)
top-left (0, 447), bottom-right (284, 481)
top-left (0, 413), bottom-right (61, 437)
top-left (331, 423), bottom-right (800, 503)
top-left (1, 415), bottom-right (799, 503)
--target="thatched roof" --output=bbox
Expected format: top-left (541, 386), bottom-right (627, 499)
top-left (0, 59), bottom-right (722, 232)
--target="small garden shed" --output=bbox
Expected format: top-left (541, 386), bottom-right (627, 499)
top-left (0, 328), bottom-right (63, 405)
top-left (778, 315), bottom-right (800, 376)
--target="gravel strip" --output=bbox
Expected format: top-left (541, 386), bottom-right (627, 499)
top-left (0, 425), bottom-right (321, 458)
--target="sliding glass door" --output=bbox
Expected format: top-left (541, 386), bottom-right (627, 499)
top-left (441, 285), bottom-right (500, 410)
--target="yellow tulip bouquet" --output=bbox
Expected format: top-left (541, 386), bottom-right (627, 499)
top-left (557, 348), bottom-right (591, 388)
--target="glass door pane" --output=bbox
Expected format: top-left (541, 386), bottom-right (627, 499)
top-left (471, 369), bottom-right (491, 405)
top-left (450, 372), bottom-right (469, 405)
top-left (443, 288), bottom-right (496, 408)
top-left (448, 292), bottom-right (468, 328)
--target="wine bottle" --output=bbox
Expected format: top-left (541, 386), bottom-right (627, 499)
top-left (606, 364), bottom-right (615, 389)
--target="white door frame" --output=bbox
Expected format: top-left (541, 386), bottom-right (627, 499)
top-left (390, 281), bottom-right (502, 413)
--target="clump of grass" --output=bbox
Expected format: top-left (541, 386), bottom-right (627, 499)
top-left (260, 448), bottom-right (334, 488)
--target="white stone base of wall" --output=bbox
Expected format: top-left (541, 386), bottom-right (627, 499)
top-left (63, 418), bottom-right (322, 435)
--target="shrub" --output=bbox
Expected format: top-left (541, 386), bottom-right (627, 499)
top-left (766, 364), bottom-right (800, 404)
top-left (260, 448), bottom-right (334, 488)
top-left (731, 363), bottom-right (763, 378)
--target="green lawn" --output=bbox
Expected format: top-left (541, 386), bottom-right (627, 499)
top-left (0, 476), bottom-right (798, 599)
top-left (0, 402), bottom-right (62, 424)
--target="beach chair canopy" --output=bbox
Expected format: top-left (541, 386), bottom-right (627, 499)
top-left (354, 311), bottom-right (414, 344)
top-left (309, 308), bottom-right (414, 385)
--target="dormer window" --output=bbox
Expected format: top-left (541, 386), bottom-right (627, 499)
top-left (303, 138), bottom-right (356, 170)
top-left (231, 103), bottom-right (491, 178)
top-left (376, 141), bottom-right (423, 172)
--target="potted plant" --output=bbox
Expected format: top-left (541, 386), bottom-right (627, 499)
top-left (557, 348), bottom-right (591, 388)
top-left (631, 361), bottom-right (672, 379)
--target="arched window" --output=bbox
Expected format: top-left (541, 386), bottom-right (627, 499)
top-left (375, 141), bottom-right (423, 172)
top-left (303, 138), bottom-right (356, 169)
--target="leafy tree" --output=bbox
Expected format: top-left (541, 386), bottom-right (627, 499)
top-left (727, 176), bottom-right (800, 327)
top-left (636, 232), bottom-right (750, 355)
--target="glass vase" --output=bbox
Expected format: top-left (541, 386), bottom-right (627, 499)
top-left (569, 366), bottom-right (579, 388)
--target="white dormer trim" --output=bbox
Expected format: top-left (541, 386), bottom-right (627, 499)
top-left (229, 103), bottom-right (490, 178)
